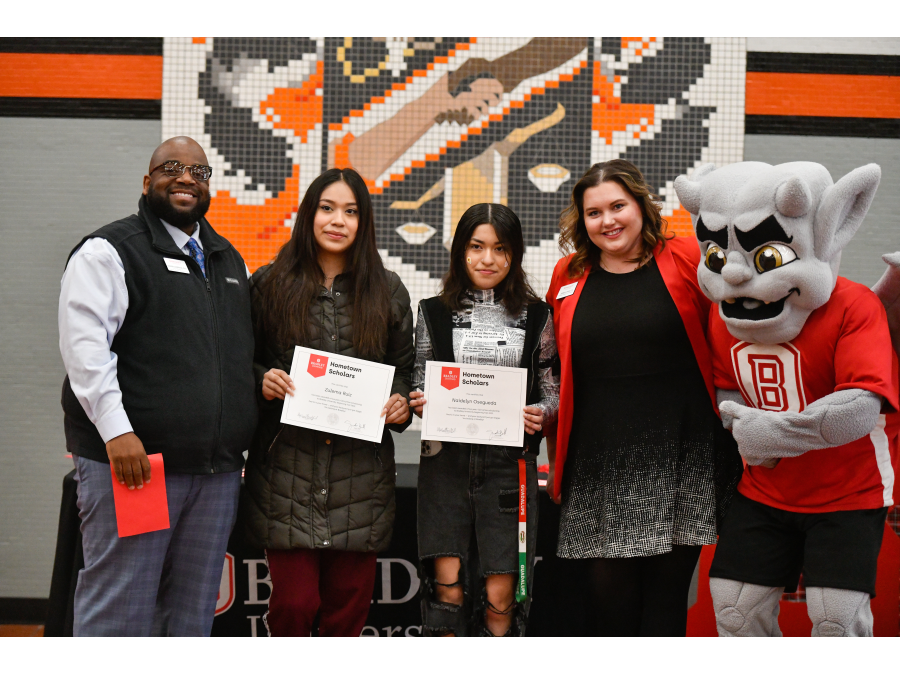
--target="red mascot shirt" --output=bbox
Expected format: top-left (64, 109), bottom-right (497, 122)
top-left (709, 277), bottom-right (900, 513)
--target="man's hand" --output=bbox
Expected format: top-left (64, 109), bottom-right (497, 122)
top-left (106, 432), bottom-right (151, 490)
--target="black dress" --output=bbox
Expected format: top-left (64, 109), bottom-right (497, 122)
top-left (557, 260), bottom-right (727, 559)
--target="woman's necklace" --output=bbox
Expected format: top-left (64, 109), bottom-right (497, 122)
top-left (319, 253), bottom-right (344, 291)
top-left (599, 258), bottom-right (637, 274)
top-left (599, 252), bottom-right (648, 274)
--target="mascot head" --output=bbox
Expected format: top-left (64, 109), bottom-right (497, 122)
top-left (674, 161), bottom-right (880, 344)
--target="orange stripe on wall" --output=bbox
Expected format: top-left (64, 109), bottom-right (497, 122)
top-left (746, 72), bottom-right (900, 119)
top-left (0, 54), bottom-right (163, 99)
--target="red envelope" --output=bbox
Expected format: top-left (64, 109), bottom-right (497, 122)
top-left (110, 453), bottom-right (170, 537)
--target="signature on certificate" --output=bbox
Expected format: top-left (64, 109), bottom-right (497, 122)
top-left (486, 428), bottom-right (508, 439)
top-left (436, 427), bottom-right (457, 434)
top-left (296, 413), bottom-right (319, 422)
top-left (346, 421), bottom-right (367, 432)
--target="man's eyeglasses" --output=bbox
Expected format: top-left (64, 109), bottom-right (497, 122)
top-left (149, 161), bottom-right (213, 182)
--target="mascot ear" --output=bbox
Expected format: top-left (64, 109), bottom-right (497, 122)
top-left (674, 163), bottom-right (717, 215)
top-left (815, 164), bottom-right (881, 261)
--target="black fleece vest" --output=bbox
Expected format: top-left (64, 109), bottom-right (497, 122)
top-left (61, 197), bottom-right (257, 474)
top-left (419, 296), bottom-right (550, 454)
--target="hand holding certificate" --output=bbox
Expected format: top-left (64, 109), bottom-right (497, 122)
top-left (279, 347), bottom-right (397, 443)
top-left (420, 361), bottom-right (527, 447)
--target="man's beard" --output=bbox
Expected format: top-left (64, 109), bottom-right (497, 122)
top-left (147, 189), bottom-right (211, 228)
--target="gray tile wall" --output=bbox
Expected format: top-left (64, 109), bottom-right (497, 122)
top-left (744, 135), bottom-right (900, 287)
top-left (0, 118), bottom-right (160, 597)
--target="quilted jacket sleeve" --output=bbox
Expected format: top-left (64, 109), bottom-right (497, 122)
top-left (384, 270), bottom-right (414, 433)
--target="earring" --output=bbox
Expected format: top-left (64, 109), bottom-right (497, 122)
top-left (504, 261), bottom-right (509, 268)
top-left (467, 257), bottom-right (472, 264)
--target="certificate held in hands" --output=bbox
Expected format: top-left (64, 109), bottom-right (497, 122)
top-left (281, 347), bottom-right (396, 443)
top-left (421, 361), bottom-right (527, 447)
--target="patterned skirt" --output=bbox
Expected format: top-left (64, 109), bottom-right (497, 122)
top-left (556, 366), bottom-right (738, 559)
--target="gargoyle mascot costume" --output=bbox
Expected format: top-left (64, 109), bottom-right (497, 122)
top-left (674, 162), bottom-right (899, 637)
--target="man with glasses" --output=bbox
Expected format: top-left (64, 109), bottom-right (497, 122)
top-left (58, 136), bottom-right (257, 636)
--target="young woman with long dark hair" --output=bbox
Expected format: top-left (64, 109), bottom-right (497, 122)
top-left (241, 168), bottom-right (414, 636)
top-left (409, 203), bottom-right (559, 636)
top-left (544, 160), bottom-right (741, 636)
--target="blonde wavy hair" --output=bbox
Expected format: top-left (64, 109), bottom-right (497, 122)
top-left (559, 159), bottom-right (670, 279)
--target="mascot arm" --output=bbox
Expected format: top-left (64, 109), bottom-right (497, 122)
top-left (719, 389), bottom-right (882, 465)
top-left (717, 388), bottom-right (745, 408)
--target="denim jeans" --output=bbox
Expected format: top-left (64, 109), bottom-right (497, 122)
top-left (416, 440), bottom-right (539, 636)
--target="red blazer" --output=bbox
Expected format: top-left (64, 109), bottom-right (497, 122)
top-left (544, 236), bottom-right (716, 499)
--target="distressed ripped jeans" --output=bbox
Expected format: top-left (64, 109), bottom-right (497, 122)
top-left (416, 440), bottom-right (538, 636)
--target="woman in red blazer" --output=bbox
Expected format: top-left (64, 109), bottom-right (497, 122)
top-left (544, 160), bottom-right (741, 636)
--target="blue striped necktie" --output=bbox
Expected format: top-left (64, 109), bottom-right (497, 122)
top-left (184, 238), bottom-right (206, 279)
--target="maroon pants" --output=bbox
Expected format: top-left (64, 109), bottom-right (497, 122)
top-left (264, 548), bottom-right (377, 637)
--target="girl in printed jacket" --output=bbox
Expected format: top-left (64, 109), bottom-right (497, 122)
top-left (409, 203), bottom-right (560, 636)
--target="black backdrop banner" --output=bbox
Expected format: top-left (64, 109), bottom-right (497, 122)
top-left (47, 472), bottom-right (587, 636)
top-left (211, 486), bottom-right (587, 636)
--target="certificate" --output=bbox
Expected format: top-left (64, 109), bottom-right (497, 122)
top-left (421, 361), bottom-right (527, 447)
top-left (281, 347), bottom-right (396, 443)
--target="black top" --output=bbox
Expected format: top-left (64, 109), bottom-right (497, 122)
top-left (557, 260), bottom-right (723, 559)
top-left (571, 261), bottom-right (697, 382)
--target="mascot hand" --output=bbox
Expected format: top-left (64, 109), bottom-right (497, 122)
top-left (719, 401), bottom-right (736, 431)
top-left (719, 401), bottom-right (786, 466)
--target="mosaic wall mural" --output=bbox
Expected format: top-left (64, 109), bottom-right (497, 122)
top-left (162, 37), bottom-right (746, 307)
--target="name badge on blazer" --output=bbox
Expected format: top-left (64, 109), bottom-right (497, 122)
top-left (556, 282), bottom-right (578, 300)
top-left (164, 258), bottom-right (190, 274)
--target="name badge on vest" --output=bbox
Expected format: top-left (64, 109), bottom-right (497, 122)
top-left (164, 258), bottom-right (190, 274)
top-left (556, 282), bottom-right (578, 300)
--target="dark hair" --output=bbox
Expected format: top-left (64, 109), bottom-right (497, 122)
top-left (254, 168), bottom-right (391, 359)
top-left (559, 159), bottom-right (670, 278)
top-left (440, 203), bottom-right (540, 316)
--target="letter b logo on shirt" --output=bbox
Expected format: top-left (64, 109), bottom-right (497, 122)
top-left (731, 342), bottom-right (806, 412)
top-left (441, 367), bottom-right (460, 390)
top-left (308, 355), bottom-right (328, 378)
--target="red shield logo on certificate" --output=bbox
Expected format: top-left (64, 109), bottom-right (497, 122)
top-left (308, 355), bottom-right (328, 378)
top-left (441, 366), bottom-right (460, 390)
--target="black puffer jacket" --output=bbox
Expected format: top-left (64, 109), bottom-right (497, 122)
top-left (242, 266), bottom-right (414, 552)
